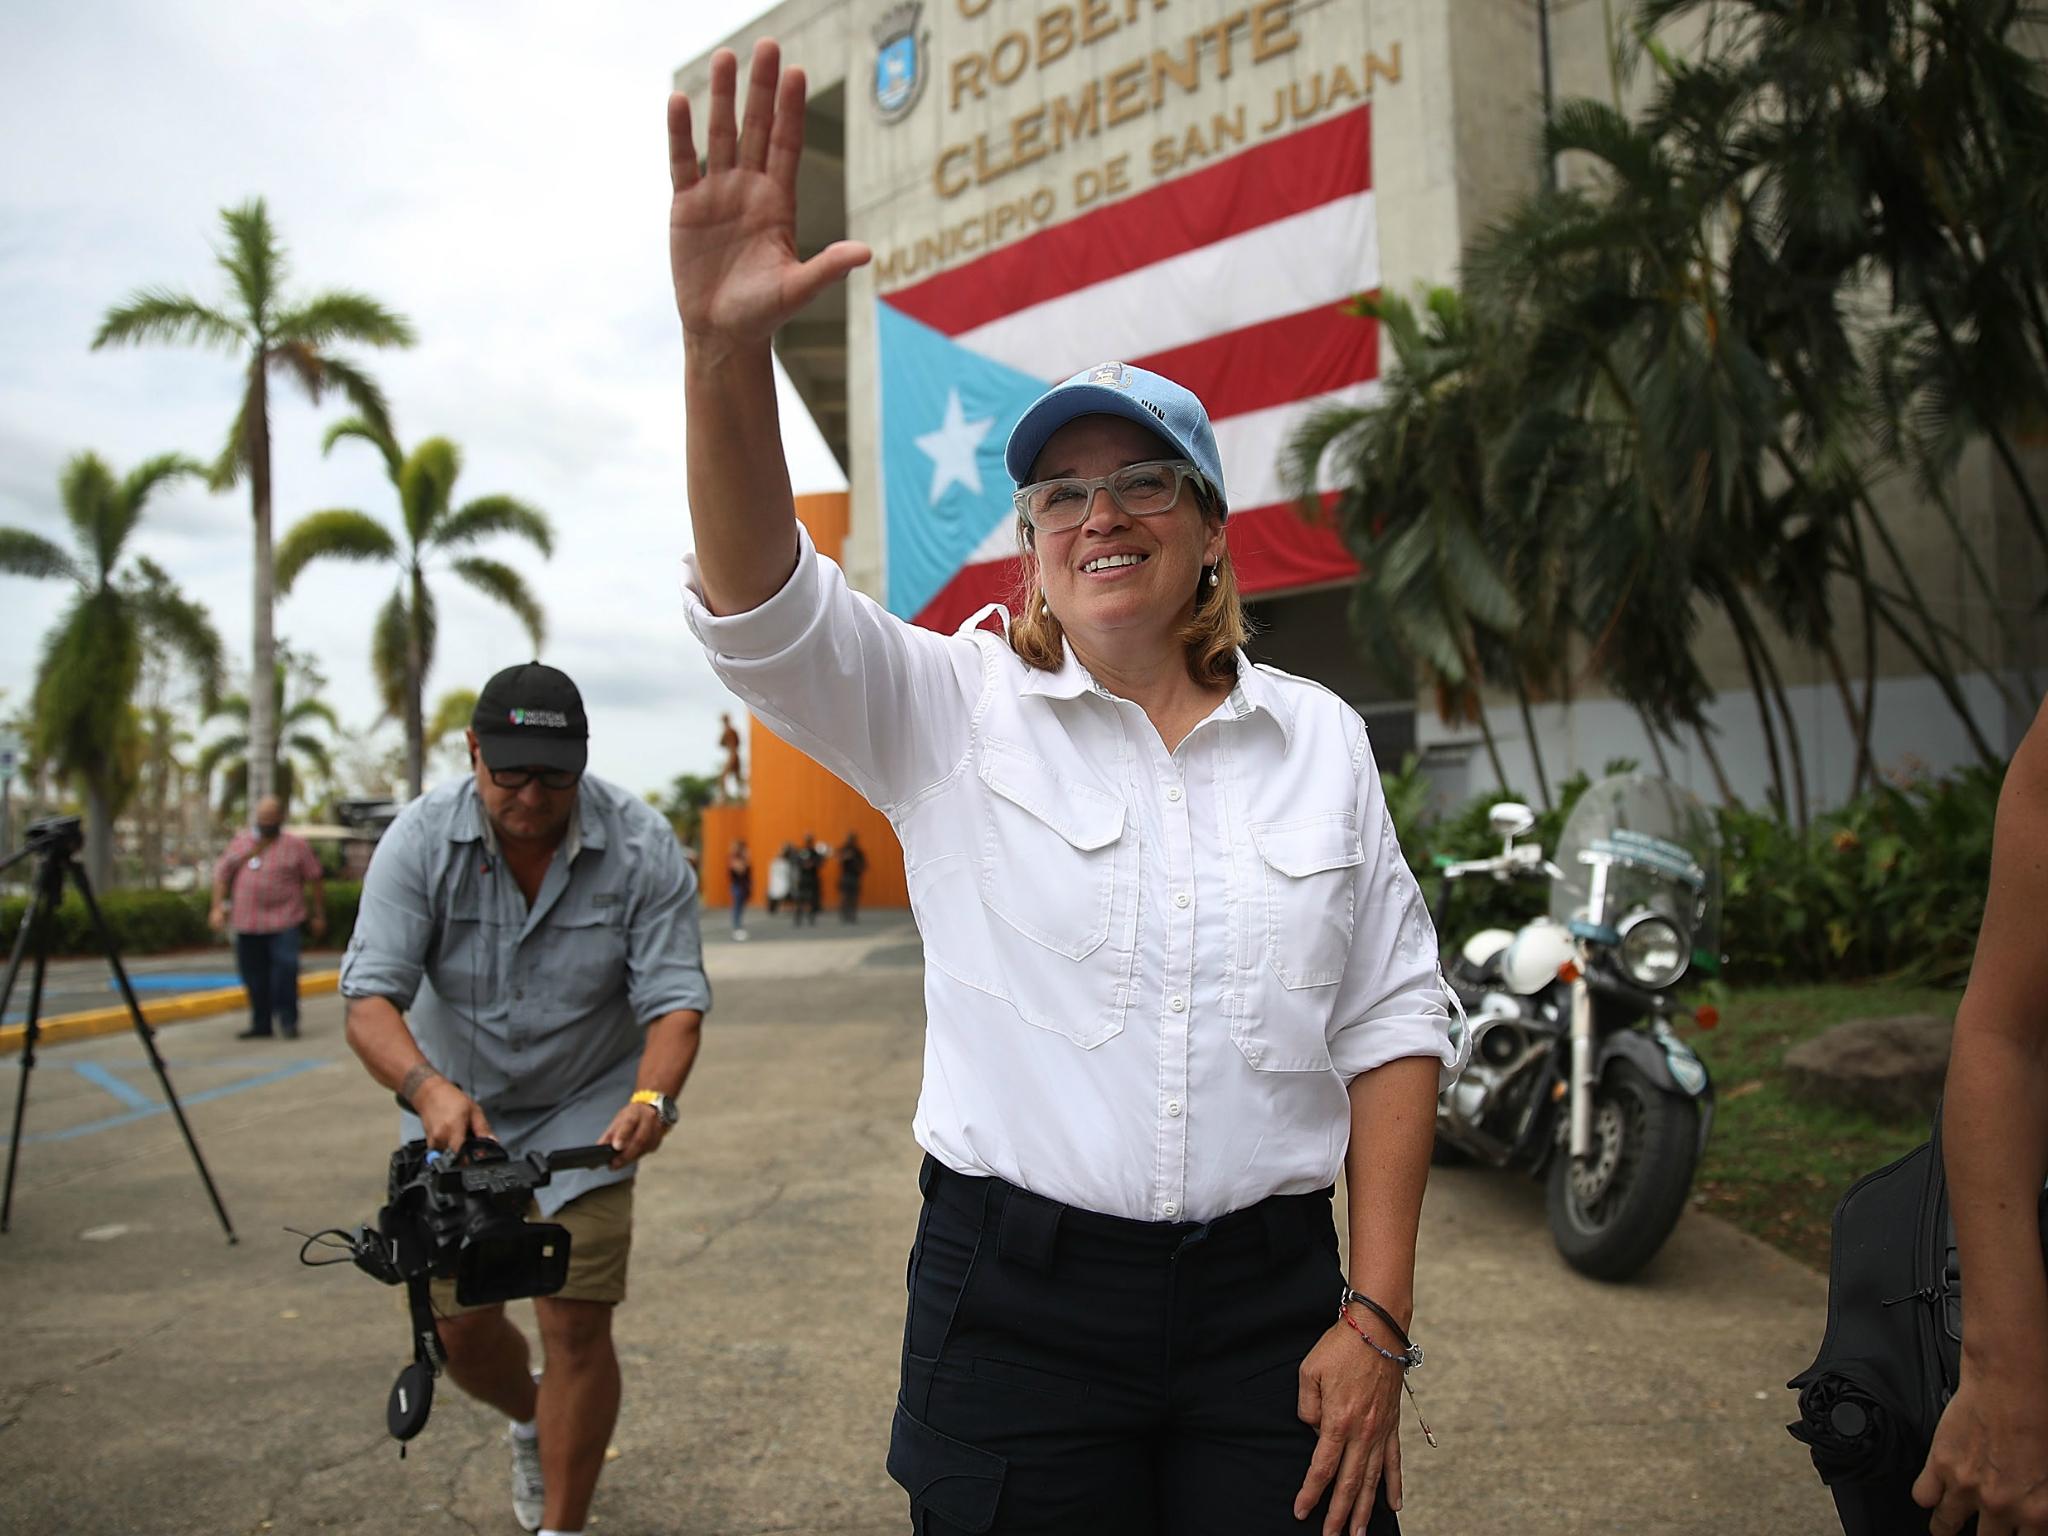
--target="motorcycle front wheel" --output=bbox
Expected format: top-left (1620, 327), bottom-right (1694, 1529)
top-left (1544, 1059), bottom-right (1699, 1281)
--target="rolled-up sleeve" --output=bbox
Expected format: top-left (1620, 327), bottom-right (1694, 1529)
top-left (1326, 736), bottom-right (1469, 1087)
top-left (338, 814), bottom-right (434, 1009)
top-left (624, 825), bottom-right (712, 1023)
top-left (679, 524), bottom-right (984, 815)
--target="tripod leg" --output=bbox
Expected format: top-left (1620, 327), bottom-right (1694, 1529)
top-left (68, 865), bottom-right (238, 1244)
top-left (2, 892), bottom-right (54, 1234)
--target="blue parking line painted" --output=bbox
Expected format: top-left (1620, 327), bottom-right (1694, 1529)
top-left (20, 1060), bottom-right (329, 1144)
top-left (72, 1060), bottom-right (157, 1110)
top-left (119, 973), bottom-right (244, 991)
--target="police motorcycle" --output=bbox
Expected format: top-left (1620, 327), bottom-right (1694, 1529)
top-left (1431, 773), bottom-right (1720, 1280)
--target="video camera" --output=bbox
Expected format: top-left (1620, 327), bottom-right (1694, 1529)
top-left (311, 1134), bottom-right (612, 1444)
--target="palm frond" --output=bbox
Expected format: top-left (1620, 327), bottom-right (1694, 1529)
top-left (431, 495), bottom-right (554, 558)
top-left (0, 529), bottom-right (85, 586)
top-left (273, 292), bottom-right (416, 351)
top-left (282, 696), bottom-right (342, 733)
top-left (91, 290), bottom-right (247, 354)
top-left (125, 556), bottom-right (225, 708)
top-left (285, 733), bottom-right (335, 778)
top-left (370, 589), bottom-right (409, 720)
top-left (322, 414), bottom-right (403, 483)
top-left (450, 557), bottom-right (544, 650)
top-left (208, 389), bottom-right (255, 492)
top-left (427, 687), bottom-right (478, 742)
top-left (216, 198), bottom-right (285, 330)
top-left (314, 354), bottom-right (396, 445)
top-left (400, 439), bottom-right (463, 543)
top-left (275, 508), bottom-right (399, 592)
top-left (57, 453), bottom-right (120, 582)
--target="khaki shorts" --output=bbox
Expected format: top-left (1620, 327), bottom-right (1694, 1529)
top-left (426, 1177), bottom-right (635, 1317)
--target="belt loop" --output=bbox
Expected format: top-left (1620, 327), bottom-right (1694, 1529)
top-left (1261, 1195), bottom-right (1309, 1265)
top-left (997, 1186), bottom-right (1063, 1273)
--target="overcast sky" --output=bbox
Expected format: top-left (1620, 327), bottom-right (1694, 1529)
top-left (0, 0), bottom-right (836, 804)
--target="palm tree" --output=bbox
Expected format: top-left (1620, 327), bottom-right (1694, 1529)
top-left (0, 454), bottom-right (224, 888)
top-left (197, 653), bottom-right (339, 819)
top-left (1284, 288), bottom-right (1548, 800)
top-left (276, 418), bottom-right (551, 797)
top-left (93, 198), bottom-right (414, 813)
top-left (427, 687), bottom-right (479, 777)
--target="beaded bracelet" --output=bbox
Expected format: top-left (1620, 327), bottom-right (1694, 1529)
top-left (1335, 1288), bottom-right (1437, 1449)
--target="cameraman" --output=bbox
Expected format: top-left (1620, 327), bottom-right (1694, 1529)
top-left (339, 663), bottom-right (710, 1536)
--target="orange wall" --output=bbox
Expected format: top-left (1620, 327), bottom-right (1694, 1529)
top-left (693, 490), bottom-right (908, 911)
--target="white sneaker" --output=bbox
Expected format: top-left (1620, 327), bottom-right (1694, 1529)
top-left (734, 927), bottom-right (750, 941)
top-left (509, 1426), bottom-right (543, 1532)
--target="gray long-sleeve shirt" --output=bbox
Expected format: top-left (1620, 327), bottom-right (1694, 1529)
top-left (340, 774), bottom-right (711, 1214)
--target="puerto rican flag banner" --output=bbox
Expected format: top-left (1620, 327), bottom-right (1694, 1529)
top-left (877, 103), bottom-right (1378, 631)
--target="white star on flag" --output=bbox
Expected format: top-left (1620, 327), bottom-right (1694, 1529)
top-left (913, 387), bottom-right (993, 505)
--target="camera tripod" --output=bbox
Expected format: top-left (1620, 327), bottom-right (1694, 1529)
top-left (1, 816), bottom-right (235, 1240)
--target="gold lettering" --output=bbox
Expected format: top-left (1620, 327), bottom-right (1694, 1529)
top-left (989, 31), bottom-right (1030, 86)
top-left (1078, 0), bottom-right (1117, 45)
top-left (1037, 5), bottom-right (1075, 69)
top-left (1011, 106), bottom-right (1049, 169)
top-left (1289, 73), bottom-right (1324, 122)
top-left (957, 0), bottom-right (993, 16)
top-left (1201, 11), bottom-right (1249, 81)
top-left (1249, 0), bottom-right (1300, 64)
top-left (1257, 83), bottom-right (1285, 134)
top-left (936, 145), bottom-right (972, 198)
top-left (1324, 62), bottom-right (1361, 108)
top-left (1366, 42), bottom-right (1402, 90)
top-left (1051, 79), bottom-right (1102, 146)
top-left (1149, 38), bottom-right (1199, 104)
top-left (1105, 57), bottom-right (1149, 125)
top-left (1212, 104), bottom-right (1246, 151)
top-left (950, 52), bottom-right (986, 111)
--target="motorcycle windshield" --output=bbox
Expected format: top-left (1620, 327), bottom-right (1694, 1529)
top-left (1549, 774), bottom-right (1722, 972)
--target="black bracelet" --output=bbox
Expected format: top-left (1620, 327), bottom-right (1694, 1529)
top-left (1340, 1287), bottom-right (1422, 1370)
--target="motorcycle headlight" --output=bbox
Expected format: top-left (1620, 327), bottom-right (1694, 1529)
top-left (1617, 912), bottom-right (1690, 989)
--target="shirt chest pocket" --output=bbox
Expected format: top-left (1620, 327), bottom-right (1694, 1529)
top-left (977, 742), bottom-right (1125, 961)
top-left (1249, 813), bottom-right (1363, 990)
top-left (540, 906), bottom-right (629, 1015)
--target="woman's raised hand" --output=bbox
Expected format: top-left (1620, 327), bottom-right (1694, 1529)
top-left (668, 40), bottom-right (870, 359)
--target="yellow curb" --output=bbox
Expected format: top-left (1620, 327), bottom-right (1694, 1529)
top-left (0, 968), bottom-right (342, 1056)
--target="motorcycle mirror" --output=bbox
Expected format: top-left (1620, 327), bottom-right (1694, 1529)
top-left (1488, 802), bottom-right (1536, 847)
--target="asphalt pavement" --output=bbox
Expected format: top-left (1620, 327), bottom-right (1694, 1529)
top-left (0, 911), bottom-right (1840, 1535)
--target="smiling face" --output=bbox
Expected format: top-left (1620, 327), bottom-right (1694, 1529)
top-left (1028, 413), bottom-right (1226, 664)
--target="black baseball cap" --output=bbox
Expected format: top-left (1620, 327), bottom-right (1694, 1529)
top-left (471, 663), bottom-right (589, 774)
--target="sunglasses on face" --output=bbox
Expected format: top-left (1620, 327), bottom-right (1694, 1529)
top-left (485, 765), bottom-right (581, 791)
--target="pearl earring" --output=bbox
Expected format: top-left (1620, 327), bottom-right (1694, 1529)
top-left (1207, 567), bottom-right (1219, 589)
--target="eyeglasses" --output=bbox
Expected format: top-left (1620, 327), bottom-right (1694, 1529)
top-left (487, 766), bottom-right (581, 791)
top-left (1013, 460), bottom-right (1202, 532)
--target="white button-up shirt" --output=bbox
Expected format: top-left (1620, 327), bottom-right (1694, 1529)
top-left (682, 528), bottom-right (1463, 1222)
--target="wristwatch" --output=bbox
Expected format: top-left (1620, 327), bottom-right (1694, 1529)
top-left (630, 1090), bottom-right (679, 1128)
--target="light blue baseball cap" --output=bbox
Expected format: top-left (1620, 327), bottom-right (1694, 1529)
top-left (1004, 361), bottom-right (1228, 515)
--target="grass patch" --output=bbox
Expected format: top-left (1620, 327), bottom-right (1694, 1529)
top-left (1689, 981), bottom-right (1958, 1270)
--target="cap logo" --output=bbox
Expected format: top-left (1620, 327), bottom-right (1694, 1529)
top-left (507, 708), bottom-right (569, 728)
top-left (1088, 362), bottom-right (1130, 389)
top-left (1138, 399), bottom-right (1167, 422)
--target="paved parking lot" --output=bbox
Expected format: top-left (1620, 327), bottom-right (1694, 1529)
top-left (0, 913), bottom-right (1839, 1535)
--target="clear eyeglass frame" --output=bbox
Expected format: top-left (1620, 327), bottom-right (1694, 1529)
top-left (1012, 459), bottom-right (1202, 532)
top-left (487, 766), bottom-right (582, 791)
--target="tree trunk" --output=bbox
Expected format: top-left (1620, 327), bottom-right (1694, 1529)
top-left (1867, 591), bottom-right (2001, 766)
top-left (246, 360), bottom-right (278, 815)
top-left (1636, 708), bottom-right (1674, 777)
top-left (1512, 674), bottom-right (1553, 810)
top-left (406, 568), bottom-right (426, 799)
top-left (85, 779), bottom-right (114, 893)
top-left (1728, 607), bottom-right (1790, 818)
top-left (1694, 722), bottom-right (1738, 806)
top-left (1473, 700), bottom-right (1511, 797)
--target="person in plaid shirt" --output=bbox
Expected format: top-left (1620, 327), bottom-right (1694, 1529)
top-left (210, 794), bottom-right (327, 1039)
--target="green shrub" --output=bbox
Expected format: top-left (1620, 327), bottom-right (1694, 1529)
top-left (0, 881), bottom-right (363, 959)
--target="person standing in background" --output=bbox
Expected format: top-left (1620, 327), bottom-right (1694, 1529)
top-left (767, 841), bottom-right (794, 915)
top-left (794, 831), bottom-right (823, 927)
top-left (836, 831), bottom-right (867, 923)
top-left (210, 794), bottom-right (326, 1040)
top-left (728, 839), bottom-right (753, 941)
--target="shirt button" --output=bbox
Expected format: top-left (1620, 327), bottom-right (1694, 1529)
top-left (1174, 892), bottom-right (1190, 909)
top-left (1170, 996), bottom-right (1186, 1013)
top-left (1166, 786), bottom-right (1183, 802)
top-left (1167, 1100), bottom-right (1183, 1117)
top-left (1163, 1202), bottom-right (1181, 1219)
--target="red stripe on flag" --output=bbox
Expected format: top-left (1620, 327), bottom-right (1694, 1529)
top-left (885, 105), bottom-right (1372, 338)
top-left (908, 497), bottom-right (1356, 635)
top-left (1131, 305), bottom-right (1379, 423)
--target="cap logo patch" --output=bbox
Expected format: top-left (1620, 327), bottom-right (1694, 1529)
top-left (1138, 399), bottom-right (1167, 422)
top-left (508, 708), bottom-right (569, 728)
top-left (1088, 362), bottom-right (1129, 389)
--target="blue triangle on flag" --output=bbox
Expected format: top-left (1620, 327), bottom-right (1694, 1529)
top-left (876, 300), bottom-right (1047, 620)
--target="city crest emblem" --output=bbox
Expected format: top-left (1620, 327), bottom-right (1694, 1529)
top-left (872, 1), bottom-right (927, 122)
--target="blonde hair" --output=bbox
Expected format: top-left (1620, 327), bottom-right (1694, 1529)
top-left (1006, 484), bottom-right (1248, 689)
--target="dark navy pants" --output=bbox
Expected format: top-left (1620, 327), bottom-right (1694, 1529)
top-left (233, 927), bottom-right (301, 1037)
top-left (889, 1156), bottom-right (1401, 1536)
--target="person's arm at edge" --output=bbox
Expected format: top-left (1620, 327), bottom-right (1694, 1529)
top-left (1917, 692), bottom-right (2048, 1535)
top-left (343, 994), bottom-right (493, 1151)
top-left (671, 41), bottom-right (870, 617)
top-left (304, 841), bottom-right (327, 940)
top-left (209, 834), bottom-right (241, 930)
